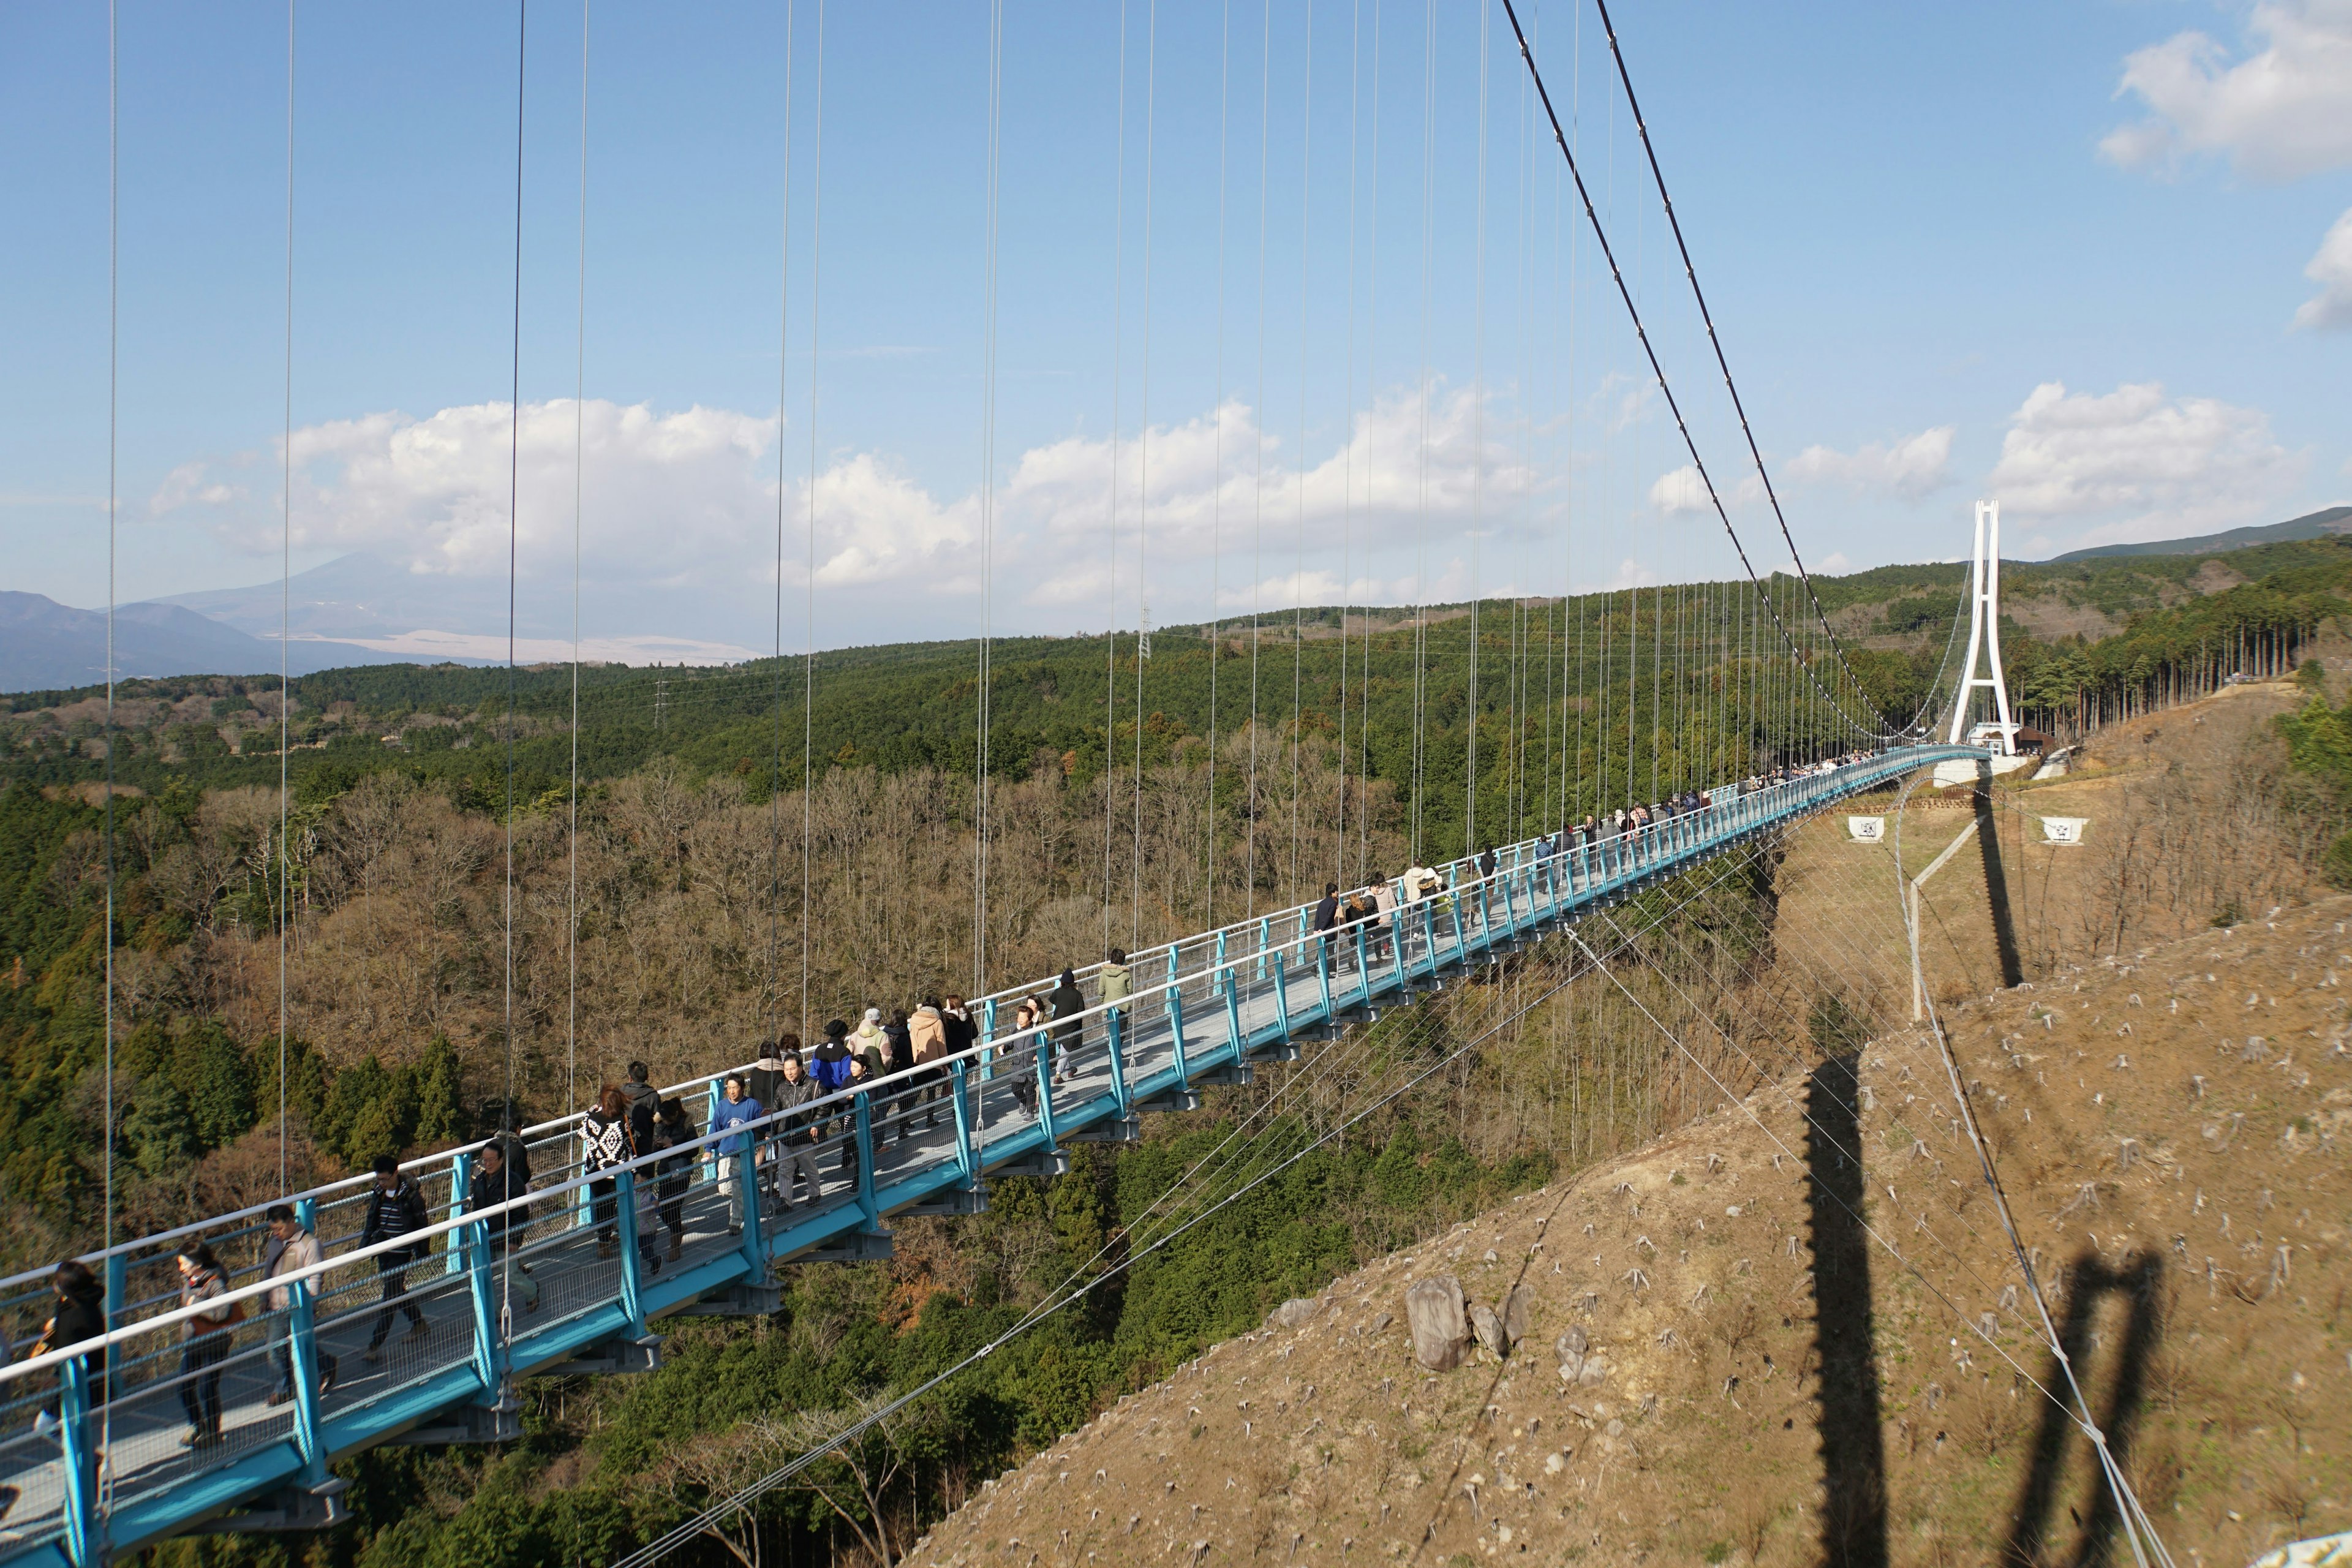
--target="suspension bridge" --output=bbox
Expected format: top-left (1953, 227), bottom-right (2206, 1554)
top-left (0, 0), bottom-right (2196, 1560)
top-left (0, 745), bottom-right (1986, 1565)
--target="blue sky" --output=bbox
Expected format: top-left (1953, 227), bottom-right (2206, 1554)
top-left (4, 1), bottom-right (2348, 660)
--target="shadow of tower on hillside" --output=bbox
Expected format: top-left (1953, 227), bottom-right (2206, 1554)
top-left (1806, 1051), bottom-right (1888, 1568)
top-left (1974, 782), bottom-right (2026, 987)
top-left (2001, 1251), bottom-right (2165, 1568)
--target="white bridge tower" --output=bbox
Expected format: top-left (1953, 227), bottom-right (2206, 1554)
top-left (1945, 499), bottom-right (2017, 755)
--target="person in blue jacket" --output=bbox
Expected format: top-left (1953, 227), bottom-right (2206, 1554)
top-left (709, 1074), bottom-right (764, 1237)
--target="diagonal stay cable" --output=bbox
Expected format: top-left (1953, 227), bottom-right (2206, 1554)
top-left (1496, 0), bottom-right (1884, 744)
top-left (1589, 0), bottom-right (1891, 736)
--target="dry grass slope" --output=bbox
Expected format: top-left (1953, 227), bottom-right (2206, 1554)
top-left (907, 899), bottom-right (2352, 1568)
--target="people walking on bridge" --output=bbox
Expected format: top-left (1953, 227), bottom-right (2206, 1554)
top-left (359, 1155), bottom-right (429, 1363)
top-left (653, 1098), bottom-right (696, 1257)
top-left (470, 1136), bottom-right (541, 1309)
top-left (811, 1019), bottom-right (853, 1095)
top-left (1099, 949), bottom-right (1133, 1037)
top-left (1311, 883), bottom-right (1341, 973)
top-left (1008, 994), bottom-right (1046, 1114)
top-left (768, 1052), bottom-right (825, 1210)
top-left (172, 1240), bottom-right (236, 1450)
top-left (28, 1260), bottom-right (107, 1442)
top-left (710, 1074), bottom-right (763, 1235)
top-left (745, 1036), bottom-right (792, 1183)
top-left (1370, 872), bottom-right (1397, 965)
top-left (262, 1204), bottom-right (336, 1403)
top-left (620, 1061), bottom-right (661, 1155)
top-left (582, 1090), bottom-right (663, 1278)
top-left (908, 1000), bottom-right (948, 1132)
top-left (880, 1009), bottom-right (916, 1144)
top-left (850, 1007), bottom-right (888, 1066)
top-left (1049, 968), bottom-right (1087, 1086)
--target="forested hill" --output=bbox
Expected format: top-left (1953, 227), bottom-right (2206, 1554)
top-left (8, 535), bottom-right (2349, 827)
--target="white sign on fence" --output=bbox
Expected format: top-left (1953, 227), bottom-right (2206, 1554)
top-left (2041, 816), bottom-right (2088, 845)
top-left (1847, 816), bottom-right (1885, 843)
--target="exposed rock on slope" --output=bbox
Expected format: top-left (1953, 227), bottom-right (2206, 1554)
top-left (908, 903), bottom-right (2352, 1566)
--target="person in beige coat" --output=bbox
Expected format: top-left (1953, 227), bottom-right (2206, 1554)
top-left (908, 999), bottom-right (949, 1131)
top-left (263, 1204), bottom-right (337, 1404)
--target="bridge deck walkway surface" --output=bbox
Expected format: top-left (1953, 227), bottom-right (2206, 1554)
top-left (0, 746), bottom-right (1976, 1565)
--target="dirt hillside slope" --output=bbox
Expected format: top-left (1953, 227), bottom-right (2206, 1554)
top-left (908, 902), bottom-right (2352, 1567)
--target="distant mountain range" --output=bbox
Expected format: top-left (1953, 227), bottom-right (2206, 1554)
top-left (0, 592), bottom-right (432, 694)
top-left (2049, 505), bottom-right (2352, 563)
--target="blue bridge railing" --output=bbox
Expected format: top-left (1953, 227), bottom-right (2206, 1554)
top-left (0, 744), bottom-right (1977, 1564)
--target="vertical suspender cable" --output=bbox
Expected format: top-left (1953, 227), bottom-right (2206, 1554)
top-left (571, 0), bottom-right (589, 1113)
top-left (802, 0), bottom-right (827, 1031)
top-left (1207, 0), bottom-right (1231, 931)
top-left (501, 0), bottom-right (528, 1317)
top-left (1466, 0), bottom-right (1487, 857)
top-left (974, 0), bottom-right (1001, 989)
top-left (771, 0), bottom-right (799, 1031)
top-left (103, 1), bottom-right (119, 1357)
top-left (1132, 0), bottom-right (1156, 948)
top-left (1102, 0), bottom-right (1129, 948)
top-left (1337, 0), bottom-right (1359, 892)
top-left (1409, 0), bottom-right (1436, 864)
top-left (1246, 0), bottom-right (1270, 918)
top-left (1356, 0), bottom-right (1382, 886)
top-left (1289, 0), bottom-right (1312, 910)
top-left (278, 0), bottom-right (295, 1196)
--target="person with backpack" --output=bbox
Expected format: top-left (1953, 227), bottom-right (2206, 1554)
top-left (470, 1136), bottom-right (540, 1310)
top-left (173, 1240), bottom-right (238, 1448)
top-left (709, 1074), bottom-right (764, 1236)
top-left (619, 1061), bottom-right (662, 1155)
top-left (360, 1155), bottom-right (429, 1363)
top-left (878, 1009), bottom-right (915, 1145)
top-left (263, 1204), bottom-right (337, 1403)
top-left (745, 1036), bottom-right (794, 1192)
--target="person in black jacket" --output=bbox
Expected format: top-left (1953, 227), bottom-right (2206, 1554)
top-left (767, 1052), bottom-right (825, 1210)
top-left (28, 1259), bottom-right (109, 1439)
top-left (619, 1061), bottom-right (662, 1155)
top-left (469, 1137), bottom-right (540, 1311)
top-left (1048, 968), bottom-right (1087, 1086)
top-left (653, 1099), bottom-right (697, 1257)
top-left (360, 1155), bottom-right (429, 1362)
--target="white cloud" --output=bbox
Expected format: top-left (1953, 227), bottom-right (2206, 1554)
top-left (1646, 463), bottom-right (1765, 515)
top-left (2295, 206), bottom-right (2352, 328)
top-left (2100, 0), bottom-right (2352, 181)
top-left (1989, 380), bottom-right (2304, 545)
top-left (148, 461), bottom-right (242, 515)
top-left (149, 386), bottom-right (1537, 638)
top-left (1784, 426), bottom-right (1955, 500)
